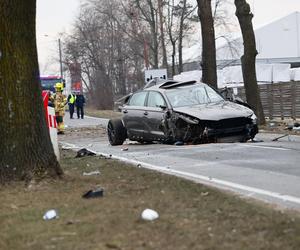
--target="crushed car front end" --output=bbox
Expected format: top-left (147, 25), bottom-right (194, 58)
top-left (160, 109), bottom-right (258, 144)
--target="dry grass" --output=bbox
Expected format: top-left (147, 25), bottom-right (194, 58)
top-left (0, 149), bottom-right (300, 250)
top-left (85, 108), bottom-right (122, 119)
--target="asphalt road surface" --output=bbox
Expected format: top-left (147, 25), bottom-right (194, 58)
top-left (61, 115), bottom-right (300, 211)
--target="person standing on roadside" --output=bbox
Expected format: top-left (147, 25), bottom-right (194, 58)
top-left (49, 82), bottom-right (67, 134)
top-left (75, 92), bottom-right (86, 119)
top-left (67, 91), bottom-right (76, 119)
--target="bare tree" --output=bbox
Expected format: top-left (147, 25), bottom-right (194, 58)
top-left (197, 0), bottom-right (218, 89)
top-left (133, 0), bottom-right (160, 68)
top-left (64, 0), bottom-right (146, 106)
top-left (158, 0), bottom-right (168, 69)
top-left (234, 0), bottom-right (265, 124)
top-left (0, 0), bottom-right (62, 183)
top-left (165, 0), bottom-right (197, 75)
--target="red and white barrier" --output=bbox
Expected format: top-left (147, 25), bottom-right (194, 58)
top-left (42, 91), bottom-right (60, 161)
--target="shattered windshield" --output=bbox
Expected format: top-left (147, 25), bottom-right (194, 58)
top-left (165, 84), bottom-right (224, 108)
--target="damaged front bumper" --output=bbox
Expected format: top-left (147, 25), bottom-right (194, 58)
top-left (162, 111), bottom-right (258, 144)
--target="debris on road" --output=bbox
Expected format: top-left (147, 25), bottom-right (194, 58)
top-left (83, 170), bottom-right (101, 176)
top-left (141, 209), bottom-right (159, 221)
top-left (250, 138), bottom-right (264, 143)
top-left (75, 148), bottom-right (96, 158)
top-left (174, 141), bottom-right (184, 146)
top-left (82, 187), bottom-right (104, 199)
top-left (43, 209), bottom-right (58, 220)
top-left (121, 147), bottom-right (129, 151)
top-left (272, 134), bottom-right (290, 141)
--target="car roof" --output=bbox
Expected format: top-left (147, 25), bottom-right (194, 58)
top-left (145, 80), bottom-right (204, 91)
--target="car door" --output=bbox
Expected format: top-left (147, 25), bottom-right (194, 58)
top-left (122, 91), bottom-right (148, 140)
top-left (143, 91), bottom-right (168, 141)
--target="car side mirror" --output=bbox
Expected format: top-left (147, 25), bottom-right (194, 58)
top-left (158, 104), bottom-right (167, 110)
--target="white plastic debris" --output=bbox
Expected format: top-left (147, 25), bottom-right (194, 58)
top-left (141, 209), bottom-right (159, 221)
top-left (43, 209), bottom-right (58, 220)
top-left (83, 170), bottom-right (101, 176)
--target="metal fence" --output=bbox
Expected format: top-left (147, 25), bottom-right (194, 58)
top-left (235, 81), bottom-right (300, 119)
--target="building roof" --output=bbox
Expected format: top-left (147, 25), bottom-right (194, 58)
top-left (182, 12), bottom-right (300, 65)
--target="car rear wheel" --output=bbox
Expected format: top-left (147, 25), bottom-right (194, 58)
top-left (107, 119), bottom-right (127, 145)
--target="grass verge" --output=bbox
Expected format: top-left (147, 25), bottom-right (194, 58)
top-left (85, 108), bottom-right (122, 119)
top-left (0, 149), bottom-right (300, 250)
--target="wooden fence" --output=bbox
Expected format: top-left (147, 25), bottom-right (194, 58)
top-left (235, 81), bottom-right (300, 119)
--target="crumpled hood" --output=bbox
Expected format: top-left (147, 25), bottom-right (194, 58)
top-left (173, 101), bottom-right (254, 121)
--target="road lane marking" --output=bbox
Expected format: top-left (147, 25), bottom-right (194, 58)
top-left (240, 144), bottom-right (291, 151)
top-left (60, 142), bottom-right (300, 206)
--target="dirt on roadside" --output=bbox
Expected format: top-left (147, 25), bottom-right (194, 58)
top-left (62, 125), bottom-right (107, 140)
top-left (0, 148), bottom-right (300, 250)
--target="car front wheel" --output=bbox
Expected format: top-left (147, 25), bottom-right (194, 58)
top-left (107, 119), bottom-right (127, 145)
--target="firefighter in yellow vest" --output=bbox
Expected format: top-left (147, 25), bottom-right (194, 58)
top-left (50, 82), bottom-right (67, 134)
top-left (67, 92), bottom-right (76, 119)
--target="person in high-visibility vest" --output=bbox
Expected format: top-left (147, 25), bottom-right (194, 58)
top-left (49, 82), bottom-right (67, 134)
top-left (67, 92), bottom-right (76, 119)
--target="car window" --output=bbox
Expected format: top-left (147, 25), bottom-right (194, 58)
top-left (166, 84), bottom-right (224, 108)
top-left (129, 91), bottom-right (147, 106)
top-left (147, 91), bottom-right (166, 107)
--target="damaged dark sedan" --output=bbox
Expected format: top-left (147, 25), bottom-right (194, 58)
top-left (107, 80), bottom-right (258, 145)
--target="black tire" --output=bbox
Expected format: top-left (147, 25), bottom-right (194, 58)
top-left (107, 119), bottom-right (127, 145)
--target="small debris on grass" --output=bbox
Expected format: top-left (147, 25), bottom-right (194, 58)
top-left (10, 204), bottom-right (18, 210)
top-left (43, 209), bottom-right (58, 220)
top-left (75, 148), bottom-right (96, 158)
top-left (141, 208), bottom-right (159, 221)
top-left (66, 219), bottom-right (81, 225)
top-left (82, 187), bottom-right (104, 199)
top-left (269, 122), bottom-right (276, 127)
top-left (137, 164), bottom-right (142, 168)
top-left (294, 122), bottom-right (300, 127)
top-left (83, 170), bottom-right (101, 176)
top-left (99, 154), bottom-right (110, 159)
top-left (105, 242), bottom-right (121, 249)
top-left (201, 192), bottom-right (209, 196)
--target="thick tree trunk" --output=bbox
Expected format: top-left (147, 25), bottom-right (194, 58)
top-left (197, 0), bottom-right (217, 89)
top-left (0, 0), bottom-right (63, 183)
top-left (234, 0), bottom-right (265, 125)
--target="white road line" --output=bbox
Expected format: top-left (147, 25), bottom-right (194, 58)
top-left (61, 142), bottom-right (300, 206)
top-left (240, 144), bottom-right (291, 151)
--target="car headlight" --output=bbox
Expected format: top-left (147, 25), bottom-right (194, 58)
top-left (249, 113), bottom-right (257, 125)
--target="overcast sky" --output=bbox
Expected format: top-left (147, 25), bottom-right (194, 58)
top-left (36, 0), bottom-right (300, 75)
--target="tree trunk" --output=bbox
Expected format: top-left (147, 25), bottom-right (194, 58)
top-left (158, 0), bottom-right (168, 70)
top-left (0, 0), bottom-right (63, 183)
top-left (197, 0), bottom-right (217, 89)
top-left (234, 0), bottom-right (265, 125)
top-left (178, 0), bottom-right (187, 74)
top-left (171, 41), bottom-right (176, 76)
